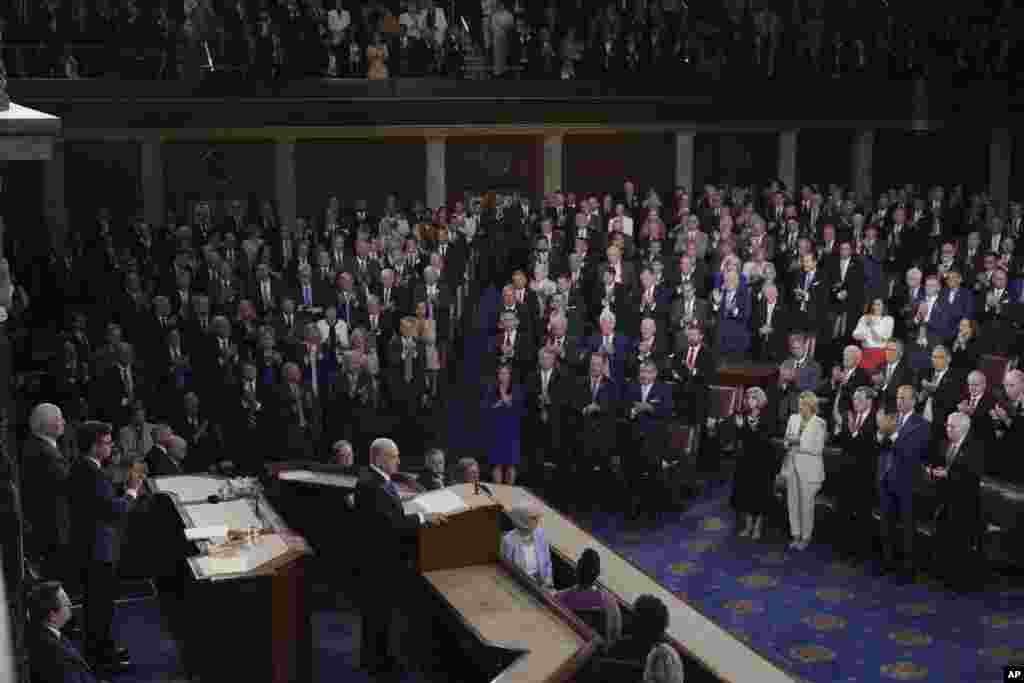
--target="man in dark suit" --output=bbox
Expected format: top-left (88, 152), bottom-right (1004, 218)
top-left (835, 387), bottom-right (878, 562)
top-left (791, 252), bottom-right (830, 345)
top-left (821, 345), bottom-right (870, 432)
top-left (412, 266), bottom-right (454, 347)
top-left (751, 282), bottom-right (790, 362)
top-left (417, 448), bottom-right (448, 491)
top-left (541, 314), bottom-right (580, 376)
top-left (875, 340), bottom-right (915, 404)
top-left (927, 412), bottom-right (984, 592)
top-left (915, 345), bottom-right (961, 442)
top-left (28, 581), bottom-right (99, 683)
top-left (275, 362), bottom-right (321, 462)
top-left (670, 322), bottom-right (715, 427)
top-left (876, 388), bottom-right (929, 580)
top-left (525, 347), bottom-right (569, 488)
top-left (827, 241), bottom-right (865, 341)
top-left (990, 369), bottom-right (1024, 483)
top-left (249, 263), bottom-right (283, 318)
top-left (21, 404), bottom-right (72, 585)
top-left (354, 438), bottom-right (444, 676)
top-left (147, 434), bottom-right (188, 477)
top-left (958, 370), bottom-right (997, 448)
top-left (92, 343), bottom-right (143, 428)
top-left (573, 353), bottom-right (620, 505)
top-left (69, 421), bottom-right (143, 673)
top-left (492, 311), bottom-right (536, 381)
top-left (622, 360), bottom-right (673, 519)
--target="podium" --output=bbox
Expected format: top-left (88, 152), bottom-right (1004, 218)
top-left (408, 484), bottom-right (503, 572)
top-left (146, 475), bottom-right (312, 683)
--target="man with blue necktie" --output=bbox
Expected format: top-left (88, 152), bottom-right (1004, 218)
top-left (622, 360), bottom-right (673, 519)
top-left (876, 386), bottom-right (929, 581)
top-left (354, 439), bottom-right (444, 677)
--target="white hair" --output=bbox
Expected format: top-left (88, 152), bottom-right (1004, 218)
top-left (370, 437), bottom-right (398, 464)
top-left (29, 403), bottom-right (61, 437)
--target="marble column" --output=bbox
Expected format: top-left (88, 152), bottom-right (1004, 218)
top-left (542, 134), bottom-right (563, 195)
top-left (989, 127), bottom-right (1011, 215)
top-left (275, 140), bottom-right (297, 231)
top-left (777, 129), bottom-right (798, 193)
top-left (674, 131), bottom-right (695, 193)
top-left (41, 137), bottom-right (66, 253)
top-left (850, 129), bottom-right (874, 202)
top-left (140, 136), bottom-right (165, 230)
top-left (426, 136), bottom-right (446, 210)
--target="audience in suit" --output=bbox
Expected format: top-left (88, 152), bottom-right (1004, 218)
top-left (27, 581), bottom-right (98, 683)
top-left (21, 404), bottom-right (72, 586)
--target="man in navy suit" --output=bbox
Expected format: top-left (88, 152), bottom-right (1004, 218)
top-left (69, 421), bottom-right (143, 673)
top-left (622, 361), bottom-right (673, 518)
top-left (573, 353), bottom-right (619, 504)
top-left (584, 311), bottom-right (629, 386)
top-left (876, 387), bottom-right (930, 580)
top-left (938, 269), bottom-right (973, 342)
top-left (354, 438), bottom-right (444, 676)
top-left (28, 580), bottom-right (99, 683)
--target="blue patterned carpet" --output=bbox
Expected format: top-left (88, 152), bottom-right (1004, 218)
top-left (580, 484), bottom-right (1024, 683)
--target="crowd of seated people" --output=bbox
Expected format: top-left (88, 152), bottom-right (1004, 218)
top-left (7, 164), bottom-right (1024, 677)
top-left (1, 0), bottom-right (1019, 81)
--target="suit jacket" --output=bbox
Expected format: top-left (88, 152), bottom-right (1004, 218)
top-left (623, 382), bottom-right (673, 437)
top-left (29, 625), bottom-right (98, 683)
top-left (412, 282), bottom-right (454, 341)
top-left (879, 359), bottom-right (917, 402)
top-left (583, 333), bottom-right (630, 385)
top-left (930, 437), bottom-right (983, 530)
top-left (353, 467), bottom-right (423, 585)
top-left (526, 367), bottom-right (570, 429)
top-left (963, 391), bottom-right (997, 447)
top-left (21, 435), bottom-right (72, 554)
top-left (879, 413), bottom-right (930, 494)
top-left (145, 445), bottom-right (185, 477)
top-left (69, 457), bottom-right (136, 565)
top-left (117, 422), bottom-right (157, 465)
top-left (751, 298), bottom-right (791, 361)
top-left (837, 410), bottom-right (879, 489)
top-left (669, 298), bottom-right (713, 353)
top-left (501, 528), bottom-right (554, 587)
top-left (937, 288), bottom-right (974, 340)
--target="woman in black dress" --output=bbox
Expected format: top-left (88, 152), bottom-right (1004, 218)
top-left (731, 386), bottom-right (776, 540)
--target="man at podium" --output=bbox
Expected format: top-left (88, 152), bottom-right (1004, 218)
top-left (354, 438), bottom-right (445, 677)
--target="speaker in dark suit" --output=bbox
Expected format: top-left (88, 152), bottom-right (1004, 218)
top-left (353, 439), bottom-right (439, 675)
top-left (621, 368), bottom-right (673, 518)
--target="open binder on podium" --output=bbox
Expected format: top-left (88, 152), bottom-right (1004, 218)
top-left (405, 483), bottom-right (504, 572)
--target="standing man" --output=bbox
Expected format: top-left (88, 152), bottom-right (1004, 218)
top-left (354, 438), bottom-right (444, 677)
top-left (21, 404), bottom-right (70, 586)
top-left (69, 421), bottom-right (144, 674)
top-left (927, 412), bottom-right (984, 593)
top-left (876, 387), bottom-right (929, 581)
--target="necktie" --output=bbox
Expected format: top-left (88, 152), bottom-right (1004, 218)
top-left (384, 288), bottom-right (390, 306)
top-left (263, 281), bottom-right (270, 303)
top-left (303, 286), bottom-right (311, 305)
top-left (971, 396), bottom-right (979, 411)
top-left (384, 479), bottom-right (399, 499)
top-left (946, 442), bottom-right (957, 467)
top-left (542, 371), bottom-right (548, 396)
top-left (371, 315), bottom-right (378, 331)
top-left (122, 366), bottom-right (133, 396)
top-left (856, 412), bottom-right (864, 434)
top-left (687, 346), bottom-right (696, 371)
top-left (287, 314), bottom-right (293, 329)
top-left (505, 331), bottom-right (511, 347)
top-left (591, 379), bottom-right (598, 400)
top-left (247, 381), bottom-right (255, 394)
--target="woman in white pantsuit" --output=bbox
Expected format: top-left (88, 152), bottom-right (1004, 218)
top-left (782, 391), bottom-right (826, 550)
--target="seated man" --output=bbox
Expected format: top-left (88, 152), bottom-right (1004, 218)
top-left (418, 448), bottom-right (447, 490)
top-left (556, 548), bottom-right (622, 644)
top-left (28, 580), bottom-right (98, 683)
top-left (605, 594), bottom-right (670, 662)
top-left (453, 457), bottom-right (481, 485)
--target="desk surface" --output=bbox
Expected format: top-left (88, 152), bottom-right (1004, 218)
top-left (425, 564), bottom-right (587, 683)
top-left (485, 485), bottom-right (797, 683)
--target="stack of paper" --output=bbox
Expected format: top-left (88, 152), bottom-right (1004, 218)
top-left (404, 488), bottom-right (469, 516)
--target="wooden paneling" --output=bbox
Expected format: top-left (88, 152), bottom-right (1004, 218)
top-left (64, 141), bottom-right (141, 222)
top-left (445, 136), bottom-right (540, 205)
top-left (564, 133), bottom-right (674, 197)
top-left (163, 141), bottom-right (275, 217)
top-left (296, 139), bottom-right (426, 215)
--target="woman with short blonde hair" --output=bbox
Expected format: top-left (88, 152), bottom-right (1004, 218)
top-left (782, 391), bottom-right (826, 550)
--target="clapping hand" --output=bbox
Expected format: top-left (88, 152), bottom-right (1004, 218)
top-left (929, 466), bottom-right (948, 480)
top-left (958, 399), bottom-right (973, 415)
top-left (712, 289), bottom-right (723, 305)
top-left (991, 404), bottom-right (1008, 423)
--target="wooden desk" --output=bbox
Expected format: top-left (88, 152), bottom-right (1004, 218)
top-left (486, 485), bottom-right (798, 683)
top-left (425, 564), bottom-right (591, 683)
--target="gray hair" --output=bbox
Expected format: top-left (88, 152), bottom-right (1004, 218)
top-left (332, 439), bottom-right (353, 453)
top-left (853, 386), bottom-right (875, 402)
top-left (167, 435), bottom-right (187, 459)
top-left (369, 437), bottom-right (399, 464)
top-left (29, 403), bottom-right (61, 437)
top-left (507, 502), bottom-right (542, 530)
top-left (643, 643), bottom-right (685, 683)
top-left (599, 310), bottom-right (616, 325)
top-left (365, 294), bottom-right (380, 306)
top-left (455, 457), bottom-right (479, 482)
top-left (745, 386), bottom-right (768, 406)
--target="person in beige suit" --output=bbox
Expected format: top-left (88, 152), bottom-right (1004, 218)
top-left (782, 391), bottom-right (827, 550)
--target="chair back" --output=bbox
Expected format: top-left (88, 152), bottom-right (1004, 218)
top-left (980, 354), bottom-right (1010, 390)
top-left (574, 606), bottom-right (609, 640)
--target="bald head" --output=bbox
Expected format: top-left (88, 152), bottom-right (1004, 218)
top-left (30, 403), bottom-right (65, 440)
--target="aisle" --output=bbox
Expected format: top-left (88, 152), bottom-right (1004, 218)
top-left (580, 485), bottom-right (1024, 683)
